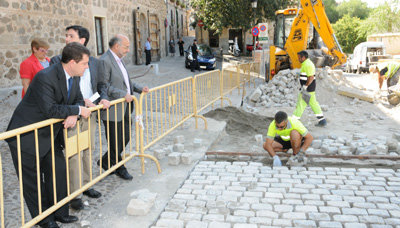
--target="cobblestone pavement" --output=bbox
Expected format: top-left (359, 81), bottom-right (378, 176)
top-left (153, 161), bottom-right (400, 228)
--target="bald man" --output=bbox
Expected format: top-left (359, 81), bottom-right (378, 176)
top-left (99, 34), bottom-right (149, 180)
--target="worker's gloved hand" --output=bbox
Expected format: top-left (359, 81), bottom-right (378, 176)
top-left (273, 155), bottom-right (282, 167)
top-left (296, 149), bottom-right (306, 162)
top-left (302, 85), bottom-right (308, 91)
top-left (301, 88), bottom-right (311, 104)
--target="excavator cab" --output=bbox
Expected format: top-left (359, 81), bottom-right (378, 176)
top-left (267, 0), bottom-right (347, 81)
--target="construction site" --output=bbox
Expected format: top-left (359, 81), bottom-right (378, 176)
top-left (1, 0), bottom-right (400, 227)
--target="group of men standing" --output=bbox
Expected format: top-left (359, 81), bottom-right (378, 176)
top-left (6, 25), bottom-right (148, 228)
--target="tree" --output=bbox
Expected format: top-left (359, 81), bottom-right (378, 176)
top-left (332, 14), bottom-right (367, 53)
top-left (190, 0), bottom-right (294, 34)
top-left (364, 0), bottom-right (400, 33)
top-left (324, 0), bottom-right (340, 23)
top-left (337, 0), bottom-right (370, 20)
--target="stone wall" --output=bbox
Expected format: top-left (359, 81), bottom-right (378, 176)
top-left (0, 0), bottom-right (189, 88)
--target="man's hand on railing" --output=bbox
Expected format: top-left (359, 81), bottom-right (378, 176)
top-left (125, 93), bottom-right (133, 103)
top-left (63, 115), bottom-right (78, 129)
top-left (80, 106), bottom-right (91, 118)
top-left (142, 86), bottom-right (149, 93)
top-left (84, 99), bottom-right (96, 108)
top-left (99, 99), bottom-right (110, 109)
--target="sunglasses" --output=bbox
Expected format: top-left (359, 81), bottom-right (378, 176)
top-left (276, 122), bottom-right (287, 130)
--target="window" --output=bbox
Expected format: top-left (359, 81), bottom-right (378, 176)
top-left (209, 30), bottom-right (219, 48)
top-left (94, 17), bottom-right (105, 55)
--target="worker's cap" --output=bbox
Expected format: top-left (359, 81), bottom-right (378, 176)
top-left (193, 39), bottom-right (197, 41)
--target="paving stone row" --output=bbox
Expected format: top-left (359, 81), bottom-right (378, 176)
top-left (152, 161), bottom-right (400, 228)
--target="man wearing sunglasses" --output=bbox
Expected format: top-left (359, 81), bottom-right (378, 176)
top-left (263, 111), bottom-right (313, 166)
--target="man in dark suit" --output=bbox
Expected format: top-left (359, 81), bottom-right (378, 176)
top-left (190, 39), bottom-right (201, 72)
top-left (51, 25), bottom-right (110, 210)
top-left (6, 43), bottom-right (91, 228)
top-left (100, 34), bottom-right (149, 180)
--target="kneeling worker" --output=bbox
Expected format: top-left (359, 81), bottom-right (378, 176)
top-left (263, 111), bottom-right (313, 166)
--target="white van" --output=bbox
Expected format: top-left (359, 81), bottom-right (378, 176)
top-left (348, 42), bottom-right (386, 74)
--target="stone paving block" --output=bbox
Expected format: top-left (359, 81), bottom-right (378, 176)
top-left (217, 195), bottom-right (238, 202)
top-left (332, 190), bottom-right (355, 196)
top-left (323, 195), bottom-right (343, 201)
top-left (385, 218), bottom-right (400, 225)
top-left (240, 197), bottom-right (259, 204)
top-left (264, 192), bottom-right (283, 199)
top-left (208, 208), bottom-right (230, 215)
top-left (355, 190), bottom-right (373, 196)
top-left (308, 212), bottom-right (331, 221)
top-left (304, 200), bottom-right (325, 206)
top-left (181, 153), bottom-right (193, 165)
top-left (367, 196), bottom-right (390, 203)
top-left (227, 202), bottom-right (250, 210)
top-left (391, 197), bottom-right (400, 204)
top-left (317, 184), bottom-right (337, 189)
top-left (186, 206), bottom-right (208, 215)
top-left (173, 143), bottom-right (185, 152)
top-left (374, 191), bottom-right (396, 197)
top-left (352, 202), bottom-right (376, 209)
top-left (302, 194), bottom-right (321, 200)
top-left (160, 211), bottom-right (180, 219)
top-left (154, 149), bottom-right (167, 159)
top-left (197, 195), bottom-right (216, 201)
top-left (342, 208), bottom-right (368, 215)
top-left (248, 217), bottom-right (272, 225)
top-left (179, 213), bottom-right (202, 221)
top-left (325, 179), bottom-right (344, 185)
top-left (223, 191), bottom-right (243, 197)
top-left (344, 223), bottom-right (367, 228)
top-left (359, 215), bottom-right (385, 224)
top-left (304, 178), bottom-right (323, 184)
top-left (208, 221), bottom-right (231, 228)
top-left (295, 205), bottom-right (318, 213)
top-left (343, 196), bottom-right (365, 203)
top-left (284, 193), bottom-right (302, 199)
top-left (202, 214), bottom-right (225, 222)
top-left (234, 210), bottom-right (255, 217)
top-left (326, 201), bottom-right (350, 208)
top-left (226, 215), bottom-right (247, 223)
top-left (380, 204), bottom-right (400, 210)
top-left (187, 200), bottom-right (206, 207)
top-left (293, 220), bottom-right (317, 227)
top-left (289, 188), bottom-right (309, 194)
top-left (333, 215), bottom-right (359, 222)
top-left (256, 210), bottom-right (279, 218)
top-left (319, 221), bottom-right (343, 228)
top-left (168, 152), bottom-right (181, 165)
top-left (282, 212), bottom-right (307, 220)
top-left (126, 198), bottom-right (154, 215)
top-left (174, 194), bottom-right (195, 200)
top-left (319, 206), bottom-right (341, 214)
top-left (272, 219), bottom-right (292, 226)
top-left (193, 138), bottom-right (203, 148)
top-left (232, 224), bottom-right (257, 228)
top-left (369, 225), bottom-right (392, 228)
top-left (282, 199), bottom-right (304, 205)
top-left (156, 219), bottom-right (184, 228)
top-left (185, 221), bottom-right (208, 228)
top-left (368, 209), bottom-right (390, 217)
top-left (251, 203), bottom-right (273, 211)
top-left (364, 181), bottom-right (387, 186)
top-left (312, 189), bottom-right (331, 195)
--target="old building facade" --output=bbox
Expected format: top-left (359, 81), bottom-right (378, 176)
top-left (0, 0), bottom-right (190, 88)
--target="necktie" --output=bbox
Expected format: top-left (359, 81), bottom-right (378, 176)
top-left (68, 77), bottom-right (73, 100)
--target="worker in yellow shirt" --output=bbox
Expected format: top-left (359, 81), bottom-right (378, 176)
top-left (263, 111), bottom-right (313, 167)
top-left (369, 62), bottom-right (400, 90)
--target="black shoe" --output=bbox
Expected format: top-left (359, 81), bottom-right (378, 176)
top-left (191, 70), bottom-right (195, 72)
top-left (115, 169), bottom-right (133, 180)
top-left (40, 221), bottom-right (59, 228)
top-left (83, 188), bottom-right (102, 198)
top-left (54, 215), bottom-right (78, 224)
top-left (97, 160), bottom-right (115, 174)
top-left (70, 198), bottom-right (84, 210)
top-left (315, 119), bottom-right (327, 127)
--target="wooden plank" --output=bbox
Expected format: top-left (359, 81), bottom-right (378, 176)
top-left (337, 86), bottom-right (375, 102)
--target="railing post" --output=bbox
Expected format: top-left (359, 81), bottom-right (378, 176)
top-left (192, 77), bottom-right (198, 129)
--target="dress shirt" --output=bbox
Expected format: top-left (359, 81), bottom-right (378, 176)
top-left (110, 50), bottom-right (131, 95)
top-left (63, 69), bottom-right (81, 115)
top-left (79, 68), bottom-right (94, 99)
top-left (145, 41), bottom-right (151, 51)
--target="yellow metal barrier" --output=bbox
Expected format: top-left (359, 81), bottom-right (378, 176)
top-left (139, 77), bottom-right (207, 170)
top-left (0, 96), bottom-right (160, 228)
top-left (0, 62), bottom-right (265, 227)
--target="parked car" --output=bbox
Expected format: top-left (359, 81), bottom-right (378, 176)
top-left (185, 44), bottom-right (216, 70)
top-left (348, 42), bottom-right (386, 74)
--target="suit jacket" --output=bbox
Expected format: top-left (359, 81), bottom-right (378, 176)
top-left (100, 50), bottom-right (143, 121)
top-left (50, 55), bottom-right (109, 102)
top-left (6, 63), bottom-right (84, 157)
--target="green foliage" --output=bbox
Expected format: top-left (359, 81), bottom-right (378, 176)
top-left (332, 15), bottom-right (367, 53)
top-left (324, 0), bottom-right (340, 23)
top-left (337, 0), bottom-right (370, 20)
top-left (190, 0), bottom-right (293, 34)
top-left (364, 0), bottom-right (400, 33)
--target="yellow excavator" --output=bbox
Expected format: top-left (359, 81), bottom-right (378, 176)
top-left (268, 0), bottom-right (347, 80)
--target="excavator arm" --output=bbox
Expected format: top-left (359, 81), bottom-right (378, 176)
top-left (285, 0), bottom-right (347, 69)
